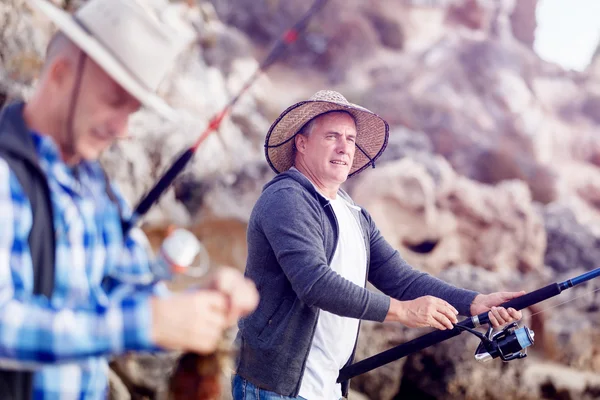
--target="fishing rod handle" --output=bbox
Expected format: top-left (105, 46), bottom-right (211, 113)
top-left (338, 283), bottom-right (563, 382)
top-left (337, 328), bottom-right (461, 383)
top-left (338, 309), bottom-right (492, 383)
top-left (474, 282), bottom-right (561, 326)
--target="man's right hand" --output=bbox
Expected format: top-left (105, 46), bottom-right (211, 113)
top-left (150, 290), bottom-right (230, 354)
top-left (385, 295), bottom-right (459, 330)
top-left (151, 266), bottom-right (259, 354)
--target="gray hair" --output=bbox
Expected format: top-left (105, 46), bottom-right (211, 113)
top-left (42, 31), bottom-right (81, 72)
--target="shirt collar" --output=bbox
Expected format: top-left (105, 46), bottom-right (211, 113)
top-left (30, 132), bottom-right (93, 196)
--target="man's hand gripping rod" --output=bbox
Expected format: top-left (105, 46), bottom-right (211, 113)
top-left (337, 267), bottom-right (600, 383)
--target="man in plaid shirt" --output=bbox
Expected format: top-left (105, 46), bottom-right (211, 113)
top-left (0, 0), bottom-right (259, 398)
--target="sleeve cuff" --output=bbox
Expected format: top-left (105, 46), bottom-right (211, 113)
top-left (454, 289), bottom-right (479, 316)
top-left (361, 292), bottom-right (391, 322)
top-left (116, 295), bottom-right (156, 352)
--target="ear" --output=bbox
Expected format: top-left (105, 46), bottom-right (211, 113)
top-left (46, 57), bottom-right (72, 89)
top-left (295, 134), bottom-right (307, 154)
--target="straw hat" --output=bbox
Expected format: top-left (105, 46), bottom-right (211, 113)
top-left (28, 0), bottom-right (196, 120)
top-left (264, 90), bottom-right (389, 177)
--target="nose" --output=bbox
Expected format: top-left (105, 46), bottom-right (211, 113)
top-left (336, 137), bottom-right (353, 154)
top-left (110, 107), bottom-right (138, 138)
top-left (104, 118), bottom-right (126, 139)
top-left (109, 96), bottom-right (140, 138)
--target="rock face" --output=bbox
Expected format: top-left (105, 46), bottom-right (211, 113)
top-left (401, 348), bottom-right (600, 400)
top-left (0, 0), bottom-right (52, 100)
top-left (350, 156), bottom-right (546, 276)
top-left (541, 203), bottom-right (600, 273)
top-left (509, 0), bottom-right (537, 47)
top-left (398, 264), bottom-right (600, 400)
top-left (206, 0), bottom-right (398, 82)
top-left (3, 0), bottom-right (600, 399)
top-left (109, 352), bottom-right (181, 400)
top-left (359, 33), bottom-right (595, 205)
top-left (350, 321), bottom-right (415, 400)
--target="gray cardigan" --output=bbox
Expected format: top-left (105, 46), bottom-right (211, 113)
top-left (235, 169), bottom-right (478, 397)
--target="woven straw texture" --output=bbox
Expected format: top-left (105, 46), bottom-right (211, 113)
top-left (264, 90), bottom-right (389, 177)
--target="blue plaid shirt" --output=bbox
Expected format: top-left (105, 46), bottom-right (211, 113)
top-left (0, 132), bottom-right (165, 399)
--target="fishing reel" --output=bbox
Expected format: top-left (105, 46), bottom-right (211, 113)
top-left (455, 322), bottom-right (535, 363)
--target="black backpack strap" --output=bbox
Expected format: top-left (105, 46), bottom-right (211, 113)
top-left (0, 151), bottom-right (55, 297)
top-left (0, 150), bottom-right (55, 400)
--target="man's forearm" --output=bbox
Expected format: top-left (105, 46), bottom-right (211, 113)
top-left (0, 292), bottom-right (155, 366)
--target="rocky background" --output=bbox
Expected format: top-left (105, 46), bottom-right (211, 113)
top-left (2, 0), bottom-right (600, 399)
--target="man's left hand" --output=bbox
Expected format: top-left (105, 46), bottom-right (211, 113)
top-left (470, 291), bottom-right (525, 328)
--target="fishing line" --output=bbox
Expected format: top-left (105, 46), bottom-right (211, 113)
top-left (528, 285), bottom-right (600, 318)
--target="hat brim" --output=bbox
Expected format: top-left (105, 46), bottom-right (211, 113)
top-left (265, 100), bottom-right (389, 177)
top-left (29, 0), bottom-right (177, 121)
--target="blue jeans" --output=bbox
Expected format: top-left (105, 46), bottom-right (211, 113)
top-left (231, 374), bottom-right (308, 400)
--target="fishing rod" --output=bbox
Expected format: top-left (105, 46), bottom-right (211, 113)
top-left (337, 267), bottom-right (600, 383)
top-left (121, 0), bottom-right (330, 234)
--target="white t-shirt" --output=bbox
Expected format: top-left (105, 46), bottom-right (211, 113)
top-left (298, 194), bottom-right (368, 400)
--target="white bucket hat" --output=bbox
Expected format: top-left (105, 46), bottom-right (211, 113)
top-left (28, 0), bottom-right (196, 120)
top-left (265, 90), bottom-right (390, 177)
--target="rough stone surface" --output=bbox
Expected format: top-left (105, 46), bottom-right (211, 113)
top-left (541, 203), bottom-right (600, 274)
top-left (350, 158), bottom-right (546, 276)
top-left (350, 321), bottom-right (415, 400)
top-left (2, 0), bottom-right (600, 399)
top-left (509, 0), bottom-right (537, 47)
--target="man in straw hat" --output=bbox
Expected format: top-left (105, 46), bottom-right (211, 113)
top-left (232, 90), bottom-right (524, 399)
top-left (0, 0), bottom-right (258, 398)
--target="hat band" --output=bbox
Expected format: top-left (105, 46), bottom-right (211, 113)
top-left (264, 133), bottom-right (298, 149)
top-left (72, 16), bottom-right (152, 92)
top-left (356, 142), bottom-right (376, 169)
